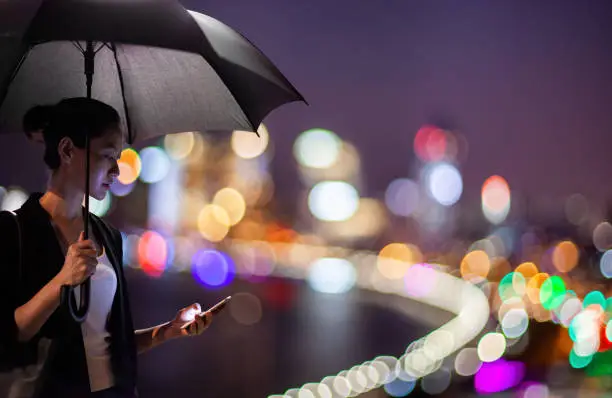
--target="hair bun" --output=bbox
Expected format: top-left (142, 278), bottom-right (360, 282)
top-left (22, 104), bottom-right (54, 134)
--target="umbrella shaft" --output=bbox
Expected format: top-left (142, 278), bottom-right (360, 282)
top-left (84, 41), bottom-right (95, 98)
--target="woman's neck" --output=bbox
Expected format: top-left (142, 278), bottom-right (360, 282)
top-left (40, 175), bottom-right (84, 221)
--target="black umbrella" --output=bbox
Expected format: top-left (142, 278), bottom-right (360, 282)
top-left (0, 0), bottom-right (306, 323)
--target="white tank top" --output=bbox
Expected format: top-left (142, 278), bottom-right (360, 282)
top-left (74, 250), bottom-right (118, 392)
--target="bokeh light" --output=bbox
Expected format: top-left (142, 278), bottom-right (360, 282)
top-left (539, 275), bottom-right (566, 310)
top-left (383, 378), bottom-right (416, 397)
top-left (197, 204), bottom-right (231, 242)
top-left (192, 249), bottom-right (234, 288)
top-left (552, 241), bottom-right (579, 273)
top-left (423, 162), bottom-right (463, 206)
top-left (526, 273), bottom-right (549, 304)
top-left (213, 187), bottom-right (247, 226)
top-left (583, 290), bottom-right (606, 310)
top-left (498, 272), bottom-right (525, 302)
top-left (308, 181), bottom-right (359, 222)
top-left (600, 250), bottom-right (612, 278)
top-left (593, 222), bottom-right (612, 252)
top-left (477, 332), bottom-right (506, 362)
top-left (377, 243), bottom-right (422, 280)
top-left (307, 258), bottom-right (357, 294)
top-left (482, 175), bottom-right (511, 224)
top-left (294, 128), bottom-right (342, 169)
top-left (564, 193), bottom-right (589, 226)
top-left (404, 264), bottom-right (437, 298)
top-left (454, 347), bottom-right (482, 376)
top-left (229, 292), bottom-right (262, 326)
top-left (164, 131), bottom-right (195, 160)
top-left (460, 250), bottom-right (491, 280)
top-left (515, 262), bottom-right (538, 280)
top-left (474, 359), bottom-right (525, 394)
top-left (385, 178), bottom-right (420, 217)
top-left (501, 308), bottom-right (529, 338)
top-left (421, 367), bottom-right (451, 395)
top-left (137, 230), bottom-right (168, 277)
top-left (1, 187), bottom-right (28, 211)
top-left (413, 125), bottom-right (447, 162)
top-left (110, 179), bottom-right (135, 197)
top-left (117, 148), bottom-right (141, 185)
top-left (231, 124), bottom-right (270, 159)
top-left (139, 146), bottom-right (171, 183)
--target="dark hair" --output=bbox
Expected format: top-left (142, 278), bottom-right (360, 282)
top-left (22, 105), bottom-right (53, 138)
top-left (28, 98), bottom-right (121, 169)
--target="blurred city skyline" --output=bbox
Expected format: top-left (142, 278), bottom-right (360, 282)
top-left (2, 1), bottom-right (612, 215)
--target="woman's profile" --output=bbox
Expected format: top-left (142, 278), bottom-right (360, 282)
top-left (0, 98), bottom-right (213, 398)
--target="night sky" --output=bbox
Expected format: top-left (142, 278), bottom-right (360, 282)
top-left (2, 0), bottom-right (612, 212)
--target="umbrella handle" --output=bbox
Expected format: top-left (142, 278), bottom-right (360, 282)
top-left (60, 281), bottom-right (90, 324)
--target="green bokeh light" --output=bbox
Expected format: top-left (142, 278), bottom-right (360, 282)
top-left (540, 275), bottom-right (566, 310)
top-left (499, 272), bottom-right (524, 302)
top-left (583, 291), bottom-right (606, 310)
top-left (569, 349), bottom-right (593, 369)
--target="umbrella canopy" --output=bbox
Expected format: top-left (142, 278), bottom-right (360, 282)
top-left (0, 0), bottom-right (306, 142)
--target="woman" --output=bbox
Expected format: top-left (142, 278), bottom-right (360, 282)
top-left (0, 98), bottom-right (212, 397)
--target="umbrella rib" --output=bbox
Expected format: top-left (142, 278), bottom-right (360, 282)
top-left (72, 41), bottom-right (84, 53)
top-left (110, 43), bottom-right (134, 144)
top-left (0, 45), bottom-right (33, 110)
top-left (94, 42), bottom-right (106, 54)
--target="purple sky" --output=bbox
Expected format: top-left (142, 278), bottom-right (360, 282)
top-left (1, 0), bottom-right (612, 212)
top-left (186, 0), bottom-right (612, 207)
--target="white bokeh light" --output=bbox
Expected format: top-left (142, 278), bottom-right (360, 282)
top-left (600, 250), bottom-right (612, 278)
top-left (294, 128), bottom-right (342, 169)
top-left (308, 181), bottom-right (359, 222)
top-left (385, 178), bottom-right (420, 217)
top-left (231, 124), bottom-right (270, 159)
top-left (139, 146), bottom-right (171, 184)
top-left (423, 162), bottom-right (463, 206)
top-left (1, 188), bottom-right (28, 211)
top-left (307, 258), bottom-right (356, 294)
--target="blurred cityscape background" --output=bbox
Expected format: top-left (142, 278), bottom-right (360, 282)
top-left (2, 1), bottom-right (612, 397)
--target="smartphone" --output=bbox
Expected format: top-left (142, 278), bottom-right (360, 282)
top-left (208, 295), bottom-right (232, 315)
top-left (181, 296), bottom-right (232, 333)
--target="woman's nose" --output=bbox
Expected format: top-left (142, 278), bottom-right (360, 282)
top-left (109, 160), bottom-right (120, 177)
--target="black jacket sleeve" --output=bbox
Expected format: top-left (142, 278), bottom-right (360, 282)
top-left (0, 211), bottom-right (22, 368)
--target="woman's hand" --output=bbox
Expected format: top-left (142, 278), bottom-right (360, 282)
top-left (55, 231), bottom-right (98, 286)
top-left (167, 303), bottom-right (212, 339)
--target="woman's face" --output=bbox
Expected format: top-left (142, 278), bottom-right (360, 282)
top-left (67, 127), bottom-right (123, 201)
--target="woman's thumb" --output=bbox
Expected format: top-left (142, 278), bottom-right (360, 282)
top-left (78, 231), bottom-right (85, 241)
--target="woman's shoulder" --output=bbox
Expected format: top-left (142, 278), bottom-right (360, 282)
top-left (0, 210), bottom-right (19, 233)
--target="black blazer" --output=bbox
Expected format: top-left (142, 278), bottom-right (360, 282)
top-left (0, 193), bottom-right (137, 396)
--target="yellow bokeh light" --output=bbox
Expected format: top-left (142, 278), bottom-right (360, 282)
top-left (186, 132), bottom-right (207, 165)
top-left (552, 240), bottom-right (579, 272)
top-left (319, 198), bottom-right (387, 240)
top-left (117, 148), bottom-right (141, 185)
top-left (377, 243), bottom-right (422, 280)
top-left (164, 132), bottom-right (195, 160)
top-left (460, 250), bottom-right (491, 279)
top-left (515, 262), bottom-right (538, 280)
top-left (197, 204), bottom-right (231, 242)
top-left (526, 272), bottom-right (549, 304)
top-left (231, 124), bottom-right (270, 159)
top-left (213, 187), bottom-right (246, 226)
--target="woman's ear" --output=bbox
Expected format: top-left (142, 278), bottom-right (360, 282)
top-left (57, 136), bottom-right (75, 165)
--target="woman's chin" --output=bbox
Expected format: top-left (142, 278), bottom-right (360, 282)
top-left (91, 189), bottom-right (108, 201)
